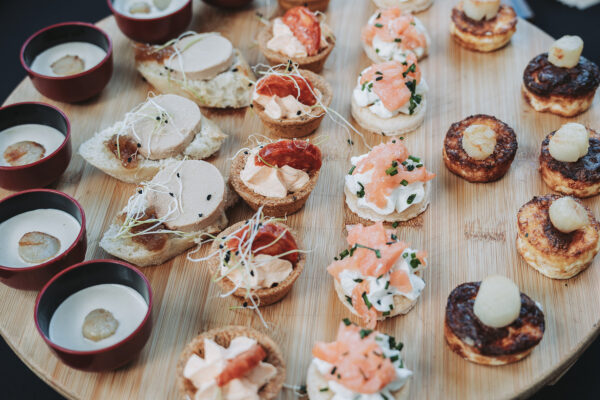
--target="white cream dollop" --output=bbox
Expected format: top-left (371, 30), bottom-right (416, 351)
top-left (345, 153), bottom-right (425, 215)
top-left (462, 124), bottom-right (497, 160)
top-left (252, 89), bottom-right (321, 120)
top-left (548, 35), bottom-right (584, 69)
top-left (473, 275), bottom-right (521, 328)
top-left (548, 122), bottom-right (589, 162)
top-left (549, 196), bottom-right (589, 233)
top-left (183, 337), bottom-right (277, 400)
top-left (312, 332), bottom-right (412, 399)
top-left (240, 147), bottom-right (309, 198)
top-left (222, 254), bottom-right (293, 290)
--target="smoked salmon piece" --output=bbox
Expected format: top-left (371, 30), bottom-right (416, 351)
top-left (390, 269), bottom-right (412, 293)
top-left (312, 322), bottom-right (397, 394)
top-left (282, 6), bottom-right (321, 56)
top-left (215, 344), bottom-right (267, 387)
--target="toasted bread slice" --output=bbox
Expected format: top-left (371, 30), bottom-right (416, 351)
top-left (177, 326), bottom-right (285, 400)
top-left (136, 48), bottom-right (255, 109)
top-left (80, 112), bottom-right (226, 184)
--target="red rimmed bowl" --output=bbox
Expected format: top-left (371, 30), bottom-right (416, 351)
top-left (0, 102), bottom-right (71, 191)
top-left (0, 189), bottom-right (86, 290)
top-left (202, 0), bottom-right (253, 8)
top-left (20, 22), bottom-right (113, 103)
top-left (108, 0), bottom-right (192, 44)
top-left (35, 260), bottom-right (153, 371)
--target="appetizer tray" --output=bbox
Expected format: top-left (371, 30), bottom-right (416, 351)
top-left (2, 0), bottom-right (600, 398)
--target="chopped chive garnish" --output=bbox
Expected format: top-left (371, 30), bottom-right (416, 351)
top-left (357, 182), bottom-right (365, 198)
top-left (400, 179), bottom-right (408, 186)
top-left (348, 165), bottom-right (356, 175)
top-left (382, 311), bottom-right (390, 316)
top-left (359, 329), bottom-right (373, 339)
top-left (320, 387), bottom-right (329, 392)
top-left (342, 318), bottom-right (352, 326)
top-left (385, 280), bottom-right (390, 290)
top-left (353, 278), bottom-right (364, 283)
top-left (375, 23), bottom-right (383, 28)
top-left (407, 194), bottom-right (417, 204)
top-left (408, 155), bottom-right (421, 162)
top-left (362, 292), bottom-right (373, 309)
top-left (345, 295), bottom-right (353, 306)
top-left (392, 222), bottom-right (399, 228)
top-left (394, 38), bottom-right (402, 43)
top-left (375, 76), bottom-right (383, 81)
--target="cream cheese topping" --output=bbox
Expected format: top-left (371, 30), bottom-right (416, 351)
top-left (49, 283), bottom-right (148, 351)
top-left (0, 209), bottom-right (80, 268)
top-left (252, 90), bottom-right (321, 120)
top-left (368, 13), bottom-right (428, 63)
top-left (222, 253), bottom-right (293, 290)
top-left (0, 124), bottom-right (65, 166)
top-left (267, 18), bottom-right (330, 58)
top-left (339, 247), bottom-right (426, 313)
top-left (312, 332), bottom-right (412, 399)
top-left (183, 337), bottom-right (277, 400)
top-left (30, 42), bottom-right (107, 77)
top-left (345, 154), bottom-right (426, 215)
top-left (240, 147), bottom-right (309, 198)
top-left (352, 69), bottom-right (428, 118)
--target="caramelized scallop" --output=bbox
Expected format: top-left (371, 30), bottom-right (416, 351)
top-left (4, 141), bottom-right (46, 166)
top-left (82, 308), bottom-right (119, 342)
top-left (443, 114), bottom-right (517, 182)
top-left (51, 55), bottom-right (86, 76)
top-left (18, 231), bottom-right (61, 264)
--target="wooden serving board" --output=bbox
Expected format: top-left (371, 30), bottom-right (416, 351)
top-left (2, 0), bottom-right (600, 399)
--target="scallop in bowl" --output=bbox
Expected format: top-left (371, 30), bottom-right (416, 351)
top-left (35, 260), bottom-right (153, 371)
top-left (0, 189), bottom-right (86, 290)
top-left (20, 22), bottom-right (113, 102)
top-left (0, 102), bottom-right (71, 191)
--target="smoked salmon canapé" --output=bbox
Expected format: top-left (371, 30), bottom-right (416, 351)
top-left (201, 207), bottom-right (306, 309)
top-left (230, 139), bottom-right (323, 217)
top-left (327, 223), bottom-right (429, 328)
top-left (345, 140), bottom-right (435, 223)
top-left (351, 57), bottom-right (428, 136)
top-left (450, 0), bottom-right (518, 53)
top-left (100, 160), bottom-right (238, 268)
top-left (135, 32), bottom-right (255, 108)
top-left (444, 276), bottom-right (545, 366)
top-left (177, 326), bottom-right (285, 400)
top-left (361, 8), bottom-right (430, 64)
top-left (79, 94), bottom-right (227, 184)
top-left (307, 320), bottom-right (412, 400)
top-left (258, 6), bottom-right (336, 73)
top-left (373, 0), bottom-right (433, 14)
top-left (251, 67), bottom-right (333, 138)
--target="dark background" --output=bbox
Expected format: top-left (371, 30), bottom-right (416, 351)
top-left (1, 0), bottom-right (600, 399)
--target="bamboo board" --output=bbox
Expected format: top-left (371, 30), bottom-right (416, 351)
top-left (1, 0), bottom-right (600, 399)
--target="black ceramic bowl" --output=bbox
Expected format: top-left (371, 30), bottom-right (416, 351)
top-left (20, 22), bottom-right (113, 103)
top-left (35, 260), bottom-right (153, 371)
top-left (0, 102), bottom-right (71, 191)
top-left (0, 189), bottom-right (86, 290)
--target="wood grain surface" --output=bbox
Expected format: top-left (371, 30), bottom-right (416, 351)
top-left (1, 0), bottom-right (599, 399)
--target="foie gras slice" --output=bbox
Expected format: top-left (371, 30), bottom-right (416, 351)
top-left (129, 94), bottom-right (202, 160)
top-left (146, 160), bottom-right (225, 232)
top-left (164, 33), bottom-right (235, 81)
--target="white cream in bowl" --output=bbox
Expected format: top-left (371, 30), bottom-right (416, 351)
top-left (49, 283), bottom-right (148, 351)
top-left (30, 42), bottom-right (107, 77)
top-left (113, 0), bottom-right (188, 19)
top-left (0, 209), bottom-right (80, 268)
top-left (0, 124), bottom-right (65, 167)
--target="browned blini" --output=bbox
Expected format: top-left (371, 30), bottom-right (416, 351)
top-left (443, 114), bottom-right (517, 182)
top-left (522, 54), bottom-right (600, 117)
top-left (229, 150), bottom-right (320, 217)
top-left (252, 69), bottom-right (333, 138)
top-left (444, 282), bottom-right (545, 366)
top-left (539, 127), bottom-right (600, 198)
top-left (450, 4), bottom-right (517, 52)
top-left (516, 195), bottom-right (600, 279)
top-left (257, 22), bottom-right (336, 73)
top-left (207, 221), bottom-right (305, 306)
top-left (176, 326), bottom-right (286, 400)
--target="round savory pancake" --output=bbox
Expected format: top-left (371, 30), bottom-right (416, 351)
top-left (444, 282), bottom-right (545, 366)
top-left (449, 3), bottom-right (517, 53)
top-left (443, 114), bottom-right (517, 183)
top-left (516, 194), bottom-right (600, 279)
top-left (522, 53), bottom-right (600, 117)
top-left (539, 127), bottom-right (600, 198)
